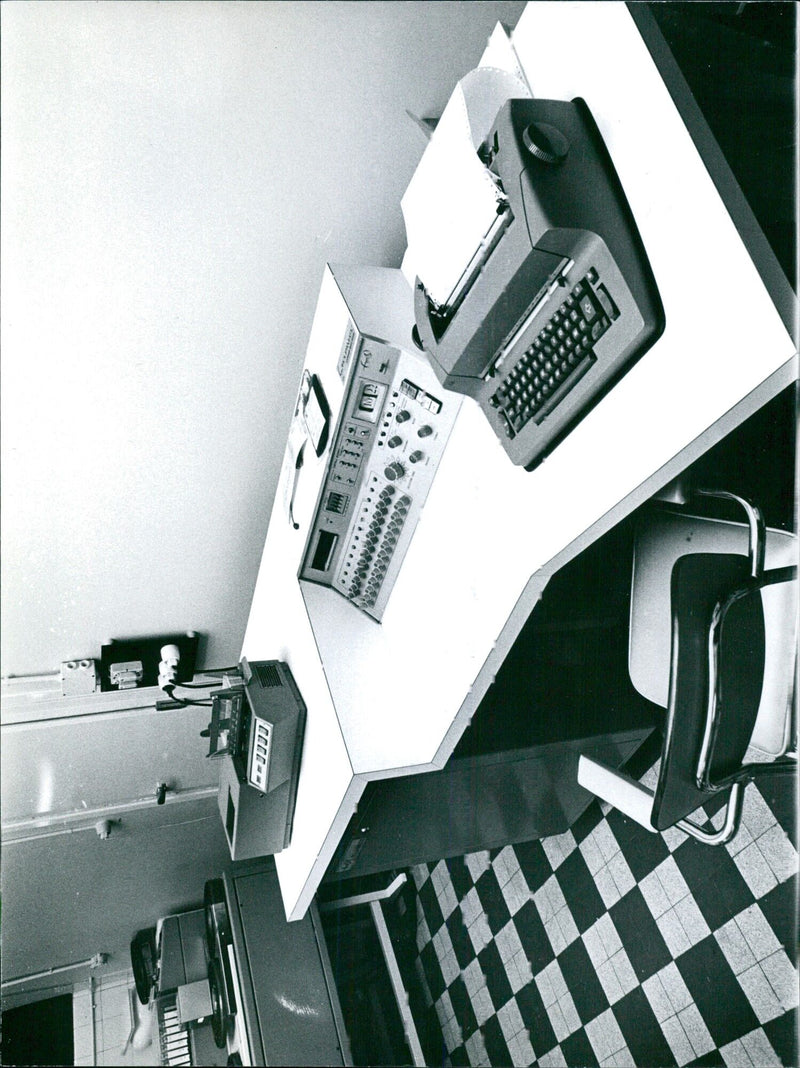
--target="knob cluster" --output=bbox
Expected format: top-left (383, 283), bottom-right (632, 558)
top-left (344, 486), bottom-right (411, 609)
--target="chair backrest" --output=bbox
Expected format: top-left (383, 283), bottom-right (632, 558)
top-left (651, 552), bottom-right (764, 831)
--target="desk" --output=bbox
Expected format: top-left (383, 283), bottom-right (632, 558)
top-left (241, 1), bottom-right (796, 920)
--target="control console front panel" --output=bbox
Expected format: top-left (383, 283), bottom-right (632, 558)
top-left (300, 336), bottom-right (459, 620)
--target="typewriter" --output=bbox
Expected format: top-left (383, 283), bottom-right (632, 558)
top-left (413, 97), bottom-right (665, 470)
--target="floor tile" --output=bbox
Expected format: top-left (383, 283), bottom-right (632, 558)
top-left (763, 1006), bottom-right (799, 1065)
top-left (609, 885), bottom-right (673, 981)
top-left (614, 985), bottom-right (677, 1067)
top-left (552, 844), bottom-right (607, 934)
top-left (447, 905), bottom-right (477, 970)
top-left (514, 896), bottom-right (556, 971)
top-left (446, 855), bottom-right (475, 899)
top-left (760, 949), bottom-right (799, 1012)
top-left (515, 980), bottom-right (558, 1060)
top-left (758, 875), bottom-right (798, 961)
top-left (465, 851), bottom-right (492, 882)
top-left (560, 1027), bottom-right (600, 1067)
top-left (406, 755), bottom-right (795, 1068)
top-left (514, 839), bottom-right (554, 894)
top-left (541, 830), bottom-right (578, 871)
top-left (477, 939), bottom-right (513, 1013)
top-left (464, 1026), bottom-right (490, 1066)
top-left (584, 1007), bottom-right (627, 1063)
top-left (450, 1043), bottom-right (470, 1065)
top-left (419, 874), bottom-right (445, 934)
top-left (676, 936), bottom-right (761, 1046)
top-left (475, 867), bottom-right (512, 935)
top-left (569, 798), bottom-right (606, 844)
top-left (481, 1013), bottom-right (512, 1066)
top-left (756, 778), bottom-right (797, 843)
top-left (736, 962), bottom-right (785, 1025)
top-left (609, 807), bottom-right (671, 882)
top-left (449, 975), bottom-right (479, 1042)
top-left (420, 938), bottom-right (446, 1001)
top-left (557, 935), bottom-right (609, 1023)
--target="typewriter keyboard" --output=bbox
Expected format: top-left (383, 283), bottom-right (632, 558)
top-left (490, 271), bottom-right (619, 439)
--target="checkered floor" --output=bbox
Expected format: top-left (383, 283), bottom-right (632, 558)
top-left (407, 761), bottom-right (798, 1067)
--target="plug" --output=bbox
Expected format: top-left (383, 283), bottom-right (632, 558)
top-left (158, 644), bottom-right (181, 691)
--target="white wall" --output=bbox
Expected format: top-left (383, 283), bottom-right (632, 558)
top-left (1, 697), bottom-right (217, 824)
top-left (1, 0), bottom-right (526, 677)
top-left (2, 795), bottom-right (232, 990)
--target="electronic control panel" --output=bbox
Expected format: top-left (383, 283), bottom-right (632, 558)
top-left (300, 335), bottom-right (460, 620)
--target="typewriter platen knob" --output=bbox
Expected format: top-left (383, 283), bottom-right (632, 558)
top-left (522, 121), bottom-right (569, 165)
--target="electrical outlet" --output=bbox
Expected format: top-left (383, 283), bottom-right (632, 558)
top-left (100, 632), bottom-right (199, 691)
top-left (110, 661), bottom-right (144, 689)
top-left (60, 659), bottom-right (98, 696)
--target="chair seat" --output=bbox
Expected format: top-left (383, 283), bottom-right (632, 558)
top-left (629, 510), bottom-right (797, 758)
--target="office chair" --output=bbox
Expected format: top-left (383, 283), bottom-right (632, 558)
top-left (578, 489), bottom-right (797, 844)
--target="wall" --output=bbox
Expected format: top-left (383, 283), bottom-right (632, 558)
top-left (0, 0), bottom-right (526, 678)
top-left (0, 672), bottom-right (235, 1001)
top-left (1, 696), bottom-right (218, 826)
top-left (1, 795), bottom-right (233, 993)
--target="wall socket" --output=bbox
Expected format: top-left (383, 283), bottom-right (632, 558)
top-left (109, 660), bottom-right (144, 689)
top-left (60, 659), bottom-right (98, 696)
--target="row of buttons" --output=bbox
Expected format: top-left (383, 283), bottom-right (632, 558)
top-left (249, 720), bottom-right (271, 791)
top-left (332, 429), bottom-right (367, 485)
top-left (400, 378), bottom-right (443, 414)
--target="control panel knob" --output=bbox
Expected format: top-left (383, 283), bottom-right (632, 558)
top-left (417, 425), bottom-right (433, 438)
top-left (395, 410), bottom-right (411, 424)
top-left (383, 461), bottom-right (405, 481)
top-left (387, 435), bottom-right (403, 448)
top-left (522, 121), bottom-right (570, 165)
top-left (409, 450), bottom-right (424, 464)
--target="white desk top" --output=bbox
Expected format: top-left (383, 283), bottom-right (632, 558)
top-left (241, 0), bottom-right (796, 920)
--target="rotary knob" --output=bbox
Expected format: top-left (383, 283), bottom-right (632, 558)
top-left (388, 435), bottom-right (403, 448)
top-left (417, 425), bottom-right (433, 438)
top-left (383, 461), bottom-right (405, 481)
top-left (409, 450), bottom-right (424, 464)
top-left (522, 121), bottom-right (570, 165)
top-left (395, 410), bottom-right (411, 424)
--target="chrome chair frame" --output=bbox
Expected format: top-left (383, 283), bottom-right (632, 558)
top-left (579, 489), bottom-right (797, 846)
top-left (666, 491), bottom-right (795, 844)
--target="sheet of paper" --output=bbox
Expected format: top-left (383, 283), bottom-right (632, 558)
top-left (479, 21), bottom-right (533, 94)
top-left (400, 65), bottom-right (531, 307)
